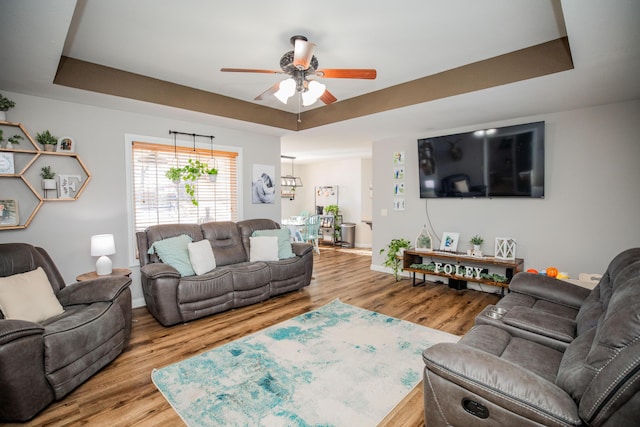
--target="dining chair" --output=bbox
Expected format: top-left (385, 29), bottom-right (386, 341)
top-left (302, 215), bottom-right (320, 254)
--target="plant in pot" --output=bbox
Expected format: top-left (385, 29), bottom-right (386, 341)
top-left (36, 130), bottom-right (58, 152)
top-left (6, 134), bottom-right (23, 149)
top-left (40, 165), bottom-right (57, 197)
top-left (324, 204), bottom-right (340, 239)
top-left (380, 238), bottom-right (412, 281)
top-left (469, 235), bottom-right (484, 256)
top-left (166, 167), bottom-right (182, 184)
top-left (0, 93), bottom-right (16, 121)
top-left (165, 159), bottom-right (218, 206)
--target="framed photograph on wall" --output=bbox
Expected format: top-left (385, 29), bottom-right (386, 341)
top-left (393, 151), bottom-right (405, 164)
top-left (0, 200), bottom-right (19, 226)
top-left (0, 153), bottom-right (15, 174)
top-left (439, 231), bottom-right (460, 252)
top-left (393, 167), bottom-right (405, 180)
top-left (57, 136), bottom-right (75, 153)
top-left (251, 164), bottom-right (275, 204)
top-left (58, 175), bottom-right (82, 198)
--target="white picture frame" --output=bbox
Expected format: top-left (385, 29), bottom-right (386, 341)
top-left (439, 232), bottom-right (460, 252)
top-left (0, 152), bottom-right (15, 174)
top-left (58, 174), bottom-right (82, 199)
top-left (495, 237), bottom-right (517, 260)
top-left (57, 136), bottom-right (75, 153)
top-left (0, 199), bottom-right (19, 226)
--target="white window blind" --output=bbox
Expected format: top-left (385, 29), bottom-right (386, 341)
top-left (131, 141), bottom-right (238, 232)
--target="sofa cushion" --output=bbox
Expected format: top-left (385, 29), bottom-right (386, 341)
top-left (252, 228), bottom-right (295, 259)
top-left (249, 236), bottom-right (279, 262)
top-left (201, 221), bottom-right (247, 266)
top-left (188, 240), bottom-right (216, 275)
top-left (148, 234), bottom-right (195, 276)
top-left (0, 267), bottom-right (65, 322)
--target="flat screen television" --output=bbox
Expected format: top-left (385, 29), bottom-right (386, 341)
top-left (418, 121), bottom-right (545, 198)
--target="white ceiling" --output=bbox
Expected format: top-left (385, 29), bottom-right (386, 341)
top-left (1, 0), bottom-right (638, 163)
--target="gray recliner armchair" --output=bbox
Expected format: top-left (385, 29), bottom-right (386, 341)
top-left (0, 243), bottom-right (132, 422)
top-left (422, 248), bottom-right (640, 426)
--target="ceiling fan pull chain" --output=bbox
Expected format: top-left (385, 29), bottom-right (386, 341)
top-left (297, 92), bottom-right (302, 123)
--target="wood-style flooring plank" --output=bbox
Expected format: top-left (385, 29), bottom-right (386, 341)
top-left (8, 247), bottom-right (498, 427)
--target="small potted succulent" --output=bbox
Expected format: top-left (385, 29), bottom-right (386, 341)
top-left (6, 134), bottom-right (23, 149)
top-left (0, 93), bottom-right (16, 121)
top-left (40, 166), bottom-right (57, 195)
top-left (470, 235), bottom-right (484, 256)
top-left (36, 130), bottom-right (58, 152)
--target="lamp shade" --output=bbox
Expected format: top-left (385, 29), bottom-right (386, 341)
top-left (91, 234), bottom-right (115, 256)
top-left (275, 78), bottom-right (296, 104)
top-left (91, 234), bottom-right (115, 275)
top-left (302, 80), bottom-right (326, 106)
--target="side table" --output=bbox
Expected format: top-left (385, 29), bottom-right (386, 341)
top-left (76, 268), bottom-right (132, 282)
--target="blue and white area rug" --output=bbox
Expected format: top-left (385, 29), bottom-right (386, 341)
top-left (151, 299), bottom-right (459, 426)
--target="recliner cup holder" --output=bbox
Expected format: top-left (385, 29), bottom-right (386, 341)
top-left (486, 306), bottom-right (507, 319)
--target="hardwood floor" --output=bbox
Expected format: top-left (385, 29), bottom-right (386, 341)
top-left (11, 247), bottom-right (498, 427)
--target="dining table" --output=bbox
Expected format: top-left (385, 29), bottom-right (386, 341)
top-left (281, 217), bottom-right (306, 242)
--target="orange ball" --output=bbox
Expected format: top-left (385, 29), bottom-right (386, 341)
top-left (546, 267), bottom-right (559, 278)
top-left (526, 268), bottom-right (538, 274)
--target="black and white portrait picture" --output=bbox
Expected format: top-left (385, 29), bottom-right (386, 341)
top-left (252, 164), bottom-right (275, 204)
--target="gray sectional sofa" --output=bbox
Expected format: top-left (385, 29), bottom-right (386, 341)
top-left (136, 218), bottom-right (313, 326)
top-left (422, 247), bottom-right (640, 426)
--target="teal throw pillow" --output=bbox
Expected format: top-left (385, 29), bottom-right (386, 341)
top-left (148, 234), bottom-right (195, 276)
top-left (252, 228), bottom-right (295, 259)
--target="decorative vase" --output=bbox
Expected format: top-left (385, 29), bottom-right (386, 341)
top-left (415, 225), bottom-right (432, 251)
top-left (5, 141), bottom-right (12, 149)
top-left (208, 173), bottom-right (218, 183)
top-left (0, 111), bottom-right (6, 121)
top-left (43, 144), bottom-right (55, 152)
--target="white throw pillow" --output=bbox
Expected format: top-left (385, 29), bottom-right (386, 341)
top-left (249, 236), bottom-right (279, 262)
top-left (188, 240), bottom-right (217, 275)
top-left (0, 267), bottom-right (65, 323)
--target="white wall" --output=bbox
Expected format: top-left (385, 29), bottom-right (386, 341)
top-left (372, 100), bottom-right (640, 280)
top-left (0, 92), bottom-right (282, 307)
top-left (281, 157), bottom-right (373, 248)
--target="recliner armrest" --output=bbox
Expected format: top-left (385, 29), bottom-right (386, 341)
top-left (423, 342), bottom-right (580, 426)
top-left (509, 272), bottom-right (591, 308)
top-left (57, 276), bottom-right (132, 306)
top-left (140, 262), bottom-right (181, 279)
top-left (502, 306), bottom-right (576, 343)
top-left (0, 319), bottom-right (44, 345)
top-left (291, 242), bottom-right (312, 256)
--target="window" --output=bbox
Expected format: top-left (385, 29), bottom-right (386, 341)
top-left (131, 141), bottom-right (238, 232)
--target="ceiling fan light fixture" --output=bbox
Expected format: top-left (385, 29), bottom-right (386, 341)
top-left (275, 78), bottom-right (296, 104)
top-left (302, 80), bottom-right (326, 106)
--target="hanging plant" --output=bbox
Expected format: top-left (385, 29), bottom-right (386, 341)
top-left (165, 159), bottom-right (218, 206)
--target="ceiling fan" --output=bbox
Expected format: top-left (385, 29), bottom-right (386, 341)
top-left (221, 35), bottom-right (377, 107)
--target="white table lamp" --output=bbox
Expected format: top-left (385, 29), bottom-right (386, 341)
top-left (91, 234), bottom-right (116, 275)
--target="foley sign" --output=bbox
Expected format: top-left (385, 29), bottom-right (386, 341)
top-left (433, 262), bottom-right (484, 280)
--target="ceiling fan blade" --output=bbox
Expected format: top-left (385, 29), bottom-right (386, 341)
top-left (316, 69), bottom-right (377, 79)
top-left (254, 83), bottom-right (281, 101)
top-left (319, 89), bottom-right (338, 105)
top-left (220, 68), bottom-right (281, 74)
top-left (293, 39), bottom-right (316, 70)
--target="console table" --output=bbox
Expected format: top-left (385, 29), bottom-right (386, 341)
top-left (402, 250), bottom-right (524, 295)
